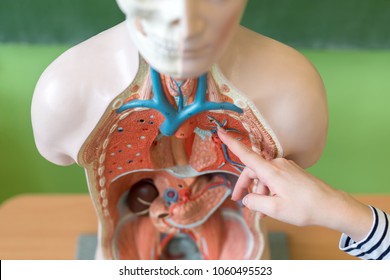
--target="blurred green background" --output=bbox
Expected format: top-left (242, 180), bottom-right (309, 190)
top-left (1, 0), bottom-right (390, 204)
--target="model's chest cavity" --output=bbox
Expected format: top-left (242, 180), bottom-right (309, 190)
top-left (101, 109), bottom-right (250, 184)
top-left (82, 70), bottom-right (280, 259)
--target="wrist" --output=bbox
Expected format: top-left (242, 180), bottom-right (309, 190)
top-left (325, 190), bottom-right (373, 241)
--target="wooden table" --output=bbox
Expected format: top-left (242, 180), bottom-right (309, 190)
top-left (1, 194), bottom-right (389, 260)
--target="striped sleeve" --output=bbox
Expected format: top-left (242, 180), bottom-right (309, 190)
top-left (339, 206), bottom-right (390, 260)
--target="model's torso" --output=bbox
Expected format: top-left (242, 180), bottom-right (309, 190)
top-left (77, 54), bottom-right (281, 259)
top-left (31, 22), bottom-right (327, 260)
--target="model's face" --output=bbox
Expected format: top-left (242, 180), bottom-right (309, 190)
top-left (116, 0), bottom-right (247, 78)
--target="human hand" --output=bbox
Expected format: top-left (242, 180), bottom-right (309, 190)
top-left (217, 127), bottom-right (372, 240)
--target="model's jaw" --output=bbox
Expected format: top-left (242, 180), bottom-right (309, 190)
top-left (125, 19), bottom-right (220, 79)
top-left (117, 0), bottom-right (248, 77)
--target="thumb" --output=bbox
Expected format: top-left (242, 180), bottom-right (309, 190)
top-left (242, 193), bottom-right (280, 218)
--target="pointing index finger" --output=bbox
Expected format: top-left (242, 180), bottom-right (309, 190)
top-left (217, 128), bottom-right (273, 178)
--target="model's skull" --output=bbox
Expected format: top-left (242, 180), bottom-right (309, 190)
top-left (116, 0), bottom-right (247, 78)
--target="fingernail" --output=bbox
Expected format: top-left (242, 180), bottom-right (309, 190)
top-left (242, 195), bottom-right (248, 206)
top-left (217, 126), bottom-right (227, 134)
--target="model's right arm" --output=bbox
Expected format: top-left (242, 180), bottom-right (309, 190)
top-left (31, 23), bottom-right (140, 166)
top-left (31, 59), bottom-right (86, 165)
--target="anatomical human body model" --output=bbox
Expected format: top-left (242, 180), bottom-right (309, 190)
top-left (31, 0), bottom-right (328, 259)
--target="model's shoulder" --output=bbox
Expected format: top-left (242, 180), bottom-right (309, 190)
top-left (32, 22), bottom-right (139, 134)
top-left (35, 22), bottom-right (138, 99)
top-left (32, 23), bottom-right (139, 165)
top-left (221, 27), bottom-right (328, 167)
top-left (252, 29), bottom-right (327, 167)
top-left (244, 27), bottom-right (324, 95)
top-left (221, 27), bottom-right (325, 102)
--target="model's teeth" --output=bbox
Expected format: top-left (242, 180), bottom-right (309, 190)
top-left (149, 34), bottom-right (179, 56)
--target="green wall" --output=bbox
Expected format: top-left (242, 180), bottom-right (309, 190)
top-left (242, 0), bottom-right (390, 49)
top-left (1, 1), bottom-right (390, 203)
top-left (0, 0), bottom-right (124, 45)
top-left (1, 0), bottom-right (390, 48)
